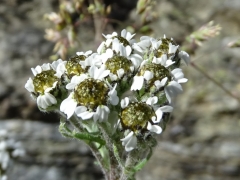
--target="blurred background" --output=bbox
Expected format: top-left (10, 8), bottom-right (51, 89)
top-left (0, 0), bottom-right (240, 179)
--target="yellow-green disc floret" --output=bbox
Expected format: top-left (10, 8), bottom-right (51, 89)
top-left (33, 70), bottom-right (58, 95)
top-left (155, 38), bottom-right (178, 57)
top-left (138, 63), bottom-right (171, 89)
top-left (73, 78), bottom-right (109, 110)
top-left (105, 55), bottom-right (132, 77)
top-left (65, 55), bottom-right (86, 77)
top-left (120, 102), bottom-right (156, 134)
top-left (113, 36), bottom-right (130, 47)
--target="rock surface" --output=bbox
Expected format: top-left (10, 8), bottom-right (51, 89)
top-left (1, 0), bottom-right (240, 180)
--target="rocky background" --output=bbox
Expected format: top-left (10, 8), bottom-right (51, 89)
top-left (1, 0), bottom-right (240, 179)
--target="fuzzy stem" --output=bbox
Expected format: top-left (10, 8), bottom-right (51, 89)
top-left (88, 143), bottom-right (110, 180)
top-left (98, 123), bottom-right (121, 180)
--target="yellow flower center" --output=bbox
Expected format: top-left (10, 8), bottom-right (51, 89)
top-left (138, 63), bottom-right (171, 90)
top-left (114, 36), bottom-right (130, 47)
top-left (33, 70), bottom-right (58, 95)
top-left (120, 102), bottom-right (156, 134)
top-left (105, 55), bottom-right (132, 78)
top-left (66, 55), bottom-right (86, 77)
top-left (155, 38), bottom-right (178, 57)
top-left (73, 78), bottom-right (109, 110)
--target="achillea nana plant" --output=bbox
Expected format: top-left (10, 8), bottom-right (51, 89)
top-left (25, 29), bottom-right (190, 180)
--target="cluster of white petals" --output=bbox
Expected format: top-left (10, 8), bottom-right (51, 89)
top-left (25, 29), bottom-right (189, 152)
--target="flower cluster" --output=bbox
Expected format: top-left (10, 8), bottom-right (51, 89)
top-left (25, 29), bottom-right (189, 152)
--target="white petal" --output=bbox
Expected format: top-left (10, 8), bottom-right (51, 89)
top-left (147, 122), bottom-right (162, 134)
top-left (41, 63), bottom-right (51, 71)
top-left (75, 106), bottom-right (94, 120)
top-left (121, 29), bottom-right (127, 38)
top-left (25, 78), bottom-right (35, 92)
top-left (155, 109), bottom-right (163, 123)
top-left (37, 93), bottom-right (56, 109)
top-left (146, 96), bottom-right (158, 106)
top-left (165, 60), bottom-right (175, 67)
top-left (45, 92), bottom-right (57, 104)
top-left (161, 77), bottom-right (168, 86)
top-left (164, 81), bottom-right (183, 103)
top-left (37, 95), bottom-right (47, 109)
top-left (168, 43), bottom-right (179, 54)
top-left (108, 84), bottom-right (119, 105)
top-left (55, 62), bottom-right (66, 78)
top-left (109, 93), bottom-right (119, 106)
top-left (178, 51), bottom-right (190, 65)
top-left (94, 105), bottom-right (110, 122)
top-left (143, 71), bottom-right (154, 81)
top-left (89, 65), bottom-right (110, 80)
top-left (121, 131), bottom-right (137, 152)
top-left (121, 97), bottom-right (130, 108)
top-left (178, 78), bottom-right (188, 83)
top-left (131, 76), bottom-right (144, 91)
top-left (160, 54), bottom-right (167, 65)
top-left (117, 68), bottom-right (124, 79)
top-left (125, 45), bottom-right (132, 56)
top-left (51, 59), bottom-right (63, 71)
top-left (97, 42), bottom-right (105, 54)
top-left (159, 105), bottom-right (173, 113)
top-left (60, 95), bottom-right (77, 119)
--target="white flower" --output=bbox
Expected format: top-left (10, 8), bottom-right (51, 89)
top-left (25, 64), bottom-right (60, 109)
top-left (120, 131), bottom-right (137, 152)
top-left (60, 69), bottom-right (118, 119)
top-left (178, 51), bottom-right (190, 65)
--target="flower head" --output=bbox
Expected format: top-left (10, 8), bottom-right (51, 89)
top-left (60, 65), bottom-right (119, 120)
top-left (25, 61), bottom-right (64, 109)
